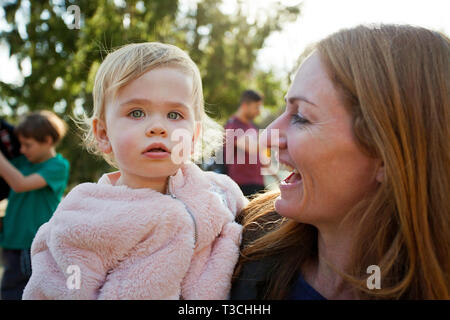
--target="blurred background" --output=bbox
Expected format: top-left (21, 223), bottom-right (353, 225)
top-left (0, 0), bottom-right (449, 189)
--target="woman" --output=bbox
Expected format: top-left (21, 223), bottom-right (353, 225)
top-left (230, 24), bottom-right (449, 300)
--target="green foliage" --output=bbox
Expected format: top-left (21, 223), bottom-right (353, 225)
top-left (0, 0), bottom-right (301, 187)
top-left (180, 0), bottom-right (299, 119)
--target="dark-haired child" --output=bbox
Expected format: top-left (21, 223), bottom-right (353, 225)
top-left (0, 110), bottom-right (70, 300)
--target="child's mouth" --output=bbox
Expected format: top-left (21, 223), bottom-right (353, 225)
top-left (143, 143), bottom-right (171, 159)
top-left (148, 148), bottom-right (167, 152)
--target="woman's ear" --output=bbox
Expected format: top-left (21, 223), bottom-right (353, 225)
top-left (93, 118), bottom-right (112, 154)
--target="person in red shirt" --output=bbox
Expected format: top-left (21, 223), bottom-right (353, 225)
top-left (224, 90), bottom-right (266, 197)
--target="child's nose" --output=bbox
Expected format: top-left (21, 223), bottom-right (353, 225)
top-left (146, 126), bottom-right (168, 138)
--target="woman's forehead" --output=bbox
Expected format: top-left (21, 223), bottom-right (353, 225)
top-left (287, 53), bottom-right (347, 117)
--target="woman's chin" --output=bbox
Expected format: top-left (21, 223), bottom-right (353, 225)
top-left (274, 195), bottom-right (301, 220)
top-left (274, 180), bottom-right (304, 216)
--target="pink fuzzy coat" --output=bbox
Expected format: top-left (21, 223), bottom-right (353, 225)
top-left (22, 163), bottom-right (248, 300)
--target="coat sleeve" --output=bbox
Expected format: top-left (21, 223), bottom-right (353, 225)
top-left (22, 183), bottom-right (128, 300)
top-left (179, 171), bottom-right (247, 299)
top-left (203, 170), bottom-right (249, 218)
top-left (22, 221), bottom-right (109, 300)
top-left (181, 221), bottom-right (242, 299)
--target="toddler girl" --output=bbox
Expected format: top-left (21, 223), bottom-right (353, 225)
top-left (23, 42), bottom-right (247, 299)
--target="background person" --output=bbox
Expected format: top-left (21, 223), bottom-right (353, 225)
top-left (0, 119), bottom-right (21, 201)
top-left (231, 24), bottom-right (450, 300)
top-left (224, 90), bottom-right (266, 197)
top-left (0, 110), bottom-right (70, 300)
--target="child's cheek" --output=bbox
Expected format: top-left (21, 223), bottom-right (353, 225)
top-left (112, 131), bottom-right (139, 165)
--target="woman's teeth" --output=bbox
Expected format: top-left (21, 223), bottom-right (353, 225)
top-left (279, 163), bottom-right (296, 172)
top-left (278, 163), bottom-right (301, 184)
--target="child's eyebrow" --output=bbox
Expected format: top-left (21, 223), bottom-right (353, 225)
top-left (120, 98), bottom-right (190, 111)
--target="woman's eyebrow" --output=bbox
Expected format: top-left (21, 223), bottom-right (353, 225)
top-left (284, 96), bottom-right (317, 107)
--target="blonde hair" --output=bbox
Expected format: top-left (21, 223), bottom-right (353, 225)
top-left (78, 42), bottom-right (223, 167)
top-left (16, 110), bottom-right (68, 145)
top-left (234, 24), bottom-right (450, 299)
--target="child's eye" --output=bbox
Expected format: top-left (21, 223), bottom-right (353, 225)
top-left (168, 111), bottom-right (183, 120)
top-left (129, 110), bottom-right (145, 119)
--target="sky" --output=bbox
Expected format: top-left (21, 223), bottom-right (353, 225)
top-left (251, 0), bottom-right (450, 77)
top-left (1, 0), bottom-right (449, 85)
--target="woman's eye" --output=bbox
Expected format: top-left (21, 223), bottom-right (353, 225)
top-left (168, 111), bottom-right (182, 120)
top-left (291, 113), bottom-right (310, 125)
top-left (129, 110), bottom-right (145, 119)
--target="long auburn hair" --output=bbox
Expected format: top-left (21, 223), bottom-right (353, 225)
top-left (233, 24), bottom-right (450, 299)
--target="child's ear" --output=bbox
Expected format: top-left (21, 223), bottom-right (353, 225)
top-left (375, 161), bottom-right (385, 183)
top-left (93, 118), bottom-right (112, 153)
top-left (190, 122), bottom-right (202, 156)
top-left (193, 121), bottom-right (202, 144)
top-left (44, 135), bottom-right (54, 146)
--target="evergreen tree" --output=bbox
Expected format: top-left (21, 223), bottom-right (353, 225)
top-left (0, 0), bottom-right (300, 187)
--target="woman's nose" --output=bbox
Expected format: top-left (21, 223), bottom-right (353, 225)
top-left (146, 126), bottom-right (168, 138)
top-left (262, 118), bottom-right (287, 150)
